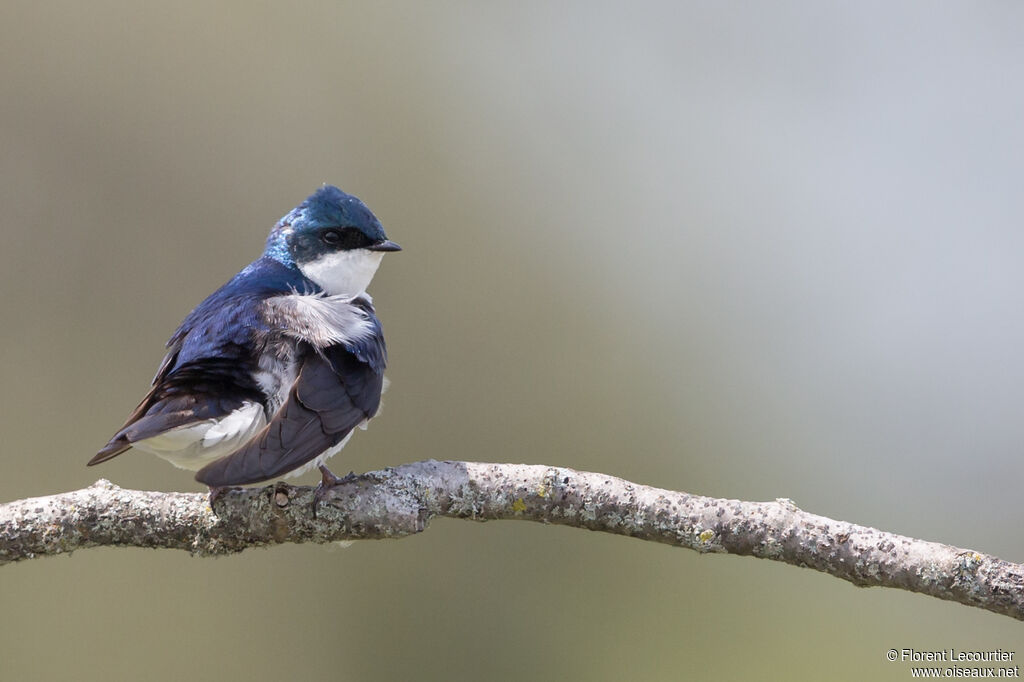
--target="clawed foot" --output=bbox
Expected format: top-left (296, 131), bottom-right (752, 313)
top-left (312, 465), bottom-right (358, 518)
top-left (207, 485), bottom-right (229, 509)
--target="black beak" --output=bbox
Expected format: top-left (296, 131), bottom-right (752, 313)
top-left (368, 239), bottom-right (402, 252)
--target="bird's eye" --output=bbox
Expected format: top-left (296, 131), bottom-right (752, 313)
top-left (320, 229), bottom-right (343, 245)
top-left (319, 227), bottom-right (375, 249)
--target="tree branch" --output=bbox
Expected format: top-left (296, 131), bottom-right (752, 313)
top-left (1, 460), bottom-right (1020, 620)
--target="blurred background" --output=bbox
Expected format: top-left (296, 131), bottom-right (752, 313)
top-left (1, 1), bottom-right (1022, 679)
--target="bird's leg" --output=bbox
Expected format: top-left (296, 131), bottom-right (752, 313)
top-left (207, 485), bottom-right (228, 510)
top-left (312, 465), bottom-right (358, 518)
top-left (318, 465), bottom-right (347, 488)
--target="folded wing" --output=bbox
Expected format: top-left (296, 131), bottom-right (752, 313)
top-left (194, 343), bottom-right (383, 486)
top-left (89, 353), bottom-right (259, 466)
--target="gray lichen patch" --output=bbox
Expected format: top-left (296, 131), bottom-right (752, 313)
top-left (1, 464), bottom-right (1022, 621)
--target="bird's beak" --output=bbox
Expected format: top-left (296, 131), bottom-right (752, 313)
top-left (368, 240), bottom-right (402, 252)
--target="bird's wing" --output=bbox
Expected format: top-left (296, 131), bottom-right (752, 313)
top-left (88, 356), bottom-right (262, 465)
top-left (194, 342), bottom-right (384, 486)
top-left (89, 291), bottom-right (268, 466)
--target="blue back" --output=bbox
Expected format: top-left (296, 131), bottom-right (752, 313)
top-left (170, 257), bottom-right (316, 369)
top-left (166, 256), bottom-right (386, 377)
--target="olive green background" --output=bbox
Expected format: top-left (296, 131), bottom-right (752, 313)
top-left (1, 2), bottom-right (1021, 680)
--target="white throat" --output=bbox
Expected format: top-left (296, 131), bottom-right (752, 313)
top-left (297, 249), bottom-right (385, 297)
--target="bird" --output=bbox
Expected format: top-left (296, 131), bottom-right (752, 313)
top-left (88, 185), bottom-right (400, 495)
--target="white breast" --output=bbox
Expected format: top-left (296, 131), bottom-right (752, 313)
top-left (262, 293), bottom-right (376, 349)
top-left (297, 249), bottom-right (384, 297)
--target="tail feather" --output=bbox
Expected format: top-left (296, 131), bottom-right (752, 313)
top-left (88, 438), bottom-right (132, 466)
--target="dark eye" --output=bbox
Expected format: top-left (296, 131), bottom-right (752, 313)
top-left (319, 228), bottom-right (373, 249)
top-left (320, 229), bottom-right (343, 245)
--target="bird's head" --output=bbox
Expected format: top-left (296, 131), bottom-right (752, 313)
top-left (265, 185), bottom-right (400, 297)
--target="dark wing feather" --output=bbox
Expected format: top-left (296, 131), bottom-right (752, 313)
top-left (89, 344), bottom-right (183, 465)
top-left (90, 282), bottom-right (275, 466)
top-left (194, 343), bottom-right (384, 486)
top-left (88, 357), bottom-right (261, 465)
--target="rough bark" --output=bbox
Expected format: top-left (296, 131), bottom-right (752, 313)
top-left (1, 460), bottom-right (1021, 620)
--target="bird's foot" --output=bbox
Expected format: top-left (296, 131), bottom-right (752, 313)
top-left (318, 465), bottom-right (358, 487)
top-left (207, 485), bottom-right (229, 510)
top-left (312, 465), bottom-right (358, 518)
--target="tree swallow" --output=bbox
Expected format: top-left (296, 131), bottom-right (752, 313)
top-left (89, 186), bottom-right (400, 492)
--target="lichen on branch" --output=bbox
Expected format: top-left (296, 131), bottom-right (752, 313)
top-left (1, 460), bottom-right (1021, 621)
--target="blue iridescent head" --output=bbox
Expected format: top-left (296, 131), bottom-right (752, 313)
top-left (265, 186), bottom-right (400, 296)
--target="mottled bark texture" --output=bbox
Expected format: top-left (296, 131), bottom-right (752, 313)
top-left (1, 460), bottom-right (1021, 620)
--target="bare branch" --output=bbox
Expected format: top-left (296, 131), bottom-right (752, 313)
top-left (1, 460), bottom-right (1021, 620)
